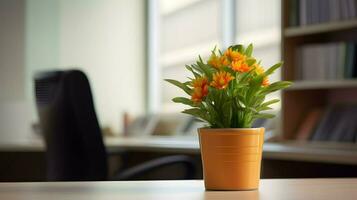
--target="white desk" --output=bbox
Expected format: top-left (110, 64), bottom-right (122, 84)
top-left (0, 179), bottom-right (356, 200)
top-left (1, 136), bottom-right (357, 165)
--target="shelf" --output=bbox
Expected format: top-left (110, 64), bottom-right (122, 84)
top-left (282, 2), bottom-right (357, 143)
top-left (273, 140), bottom-right (357, 151)
top-left (286, 80), bottom-right (357, 91)
top-left (264, 140), bottom-right (357, 165)
top-left (284, 19), bottom-right (357, 37)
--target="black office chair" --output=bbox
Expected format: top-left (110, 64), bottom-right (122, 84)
top-left (34, 70), bottom-right (196, 181)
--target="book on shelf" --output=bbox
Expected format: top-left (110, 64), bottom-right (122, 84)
top-left (345, 43), bottom-right (356, 78)
top-left (289, 0), bottom-right (357, 27)
top-left (295, 108), bottom-right (324, 140)
top-left (298, 104), bottom-right (357, 143)
top-left (311, 106), bottom-right (338, 141)
top-left (295, 42), bottom-right (357, 81)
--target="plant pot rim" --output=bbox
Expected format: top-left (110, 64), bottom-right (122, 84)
top-left (198, 127), bottom-right (264, 131)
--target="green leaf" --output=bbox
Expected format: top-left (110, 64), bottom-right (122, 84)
top-left (257, 106), bottom-right (273, 112)
top-left (204, 102), bottom-right (220, 125)
top-left (246, 75), bottom-right (264, 104)
top-left (172, 97), bottom-right (199, 107)
top-left (185, 65), bottom-right (200, 78)
top-left (232, 44), bottom-right (244, 53)
top-left (182, 108), bottom-right (203, 116)
top-left (252, 95), bottom-right (265, 107)
top-left (191, 64), bottom-right (204, 74)
top-left (260, 99), bottom-right (280, 108)
top-left (265, 62), bottom-right (283, 76)
top-left (236, 94), bottom-right (246, 105)
top-left (198, 55), bottom-right (204, 63)
top-left (261, 81), bottom-right (292, 95)
top-left (184, 81), bottom-right (191, 85)
top-left (222, 66), bottom-right (234, 74)
top-left (245, 44), bottom-right (253, 56)
top-left (246, 106), bottom-right (258, 113)
top-left (165, 79), bottom-right (192, 95)
top-left (222, 101), bottom-right (233, 127)
top-left (197, 61), bottom-right (215, 80)
top-left (254, 113), bottom-right (275, 119)
top-left (238, 68), bottom-right (256, 84)
top-left (246, 58), bottom-right (256, 66)
top-left (182, 108), bottom-right (211, 124)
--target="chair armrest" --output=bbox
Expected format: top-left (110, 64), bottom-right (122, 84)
top-left (111, 155), bottom-right (196, 180)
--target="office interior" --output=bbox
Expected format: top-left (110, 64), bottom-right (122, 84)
top-left (1, 0), bottom-right (357, 182)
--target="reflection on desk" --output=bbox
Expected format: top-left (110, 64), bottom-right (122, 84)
top-left (1, 136), bottom-right (357, 165)
top-left (0, 179), bottom-right (356, 200)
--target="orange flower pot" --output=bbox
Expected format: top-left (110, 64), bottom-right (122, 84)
top-left (198, 128), bottom-right (264, 190)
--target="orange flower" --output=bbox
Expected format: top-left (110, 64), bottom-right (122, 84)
top-left (192, 76), bottom-right (208, 88)
top-left (219, 55), bottom-right (230, 66)
top-left (191, 77), bottom-right (209, 102)
top-left (231, 60), bottom-right (250, 72)
top-left (253, 64), bottom-right (270, 86)
top-left (208, 53), bottom-right (231, 69)
top-left (262, 78), bottom-right (270, 87)
top-left (224, 48), bottom-right (246, 61)
top-left (208, 53), bottom-right (222, 69)
top-left (210, 71), bottom-right (234, 90)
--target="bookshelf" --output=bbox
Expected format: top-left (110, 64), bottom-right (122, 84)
top-left (285, 19), bottom-right (357, 37)
top-left (287, 80), bottom-right (357, 90)
top-left (281, 0), bottom-right (357, 144)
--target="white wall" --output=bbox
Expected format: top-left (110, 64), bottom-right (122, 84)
top-left (0, 0), bottom-right (25, 102)
top-left (0, 0), bottom-right (33, 142)
top-left (57, 0), bottom-right (146, 134)
top-left (0, 0), bottom-right (146, 141)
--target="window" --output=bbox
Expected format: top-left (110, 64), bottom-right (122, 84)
top-left (159, 0), bottom-right (222, 113)
top-left (235, 0), bottom-right (281, 83)
top-left (148, 0), bottom-right (281, 113)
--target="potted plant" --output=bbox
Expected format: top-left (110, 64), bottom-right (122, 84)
top-left (165, 44), bottom-right (291, 190)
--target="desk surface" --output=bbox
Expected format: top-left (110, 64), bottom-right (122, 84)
top-left (1, 136), bottom-right (357, 165)
top-left (0, 179), bottom-right (356, 200)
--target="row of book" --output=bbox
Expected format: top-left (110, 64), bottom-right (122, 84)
top-left (289, 0), bottom-right (357, 26)
top-left (296, 104), bottom-right (357, 143)
top-left (295, 42), bottom-right (357, 80)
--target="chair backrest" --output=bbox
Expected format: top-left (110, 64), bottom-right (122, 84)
top-left (34, 70), bottom-right (108, 181)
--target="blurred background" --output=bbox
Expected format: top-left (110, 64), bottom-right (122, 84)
top-left (1, 0), bottom-right (357, 182)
